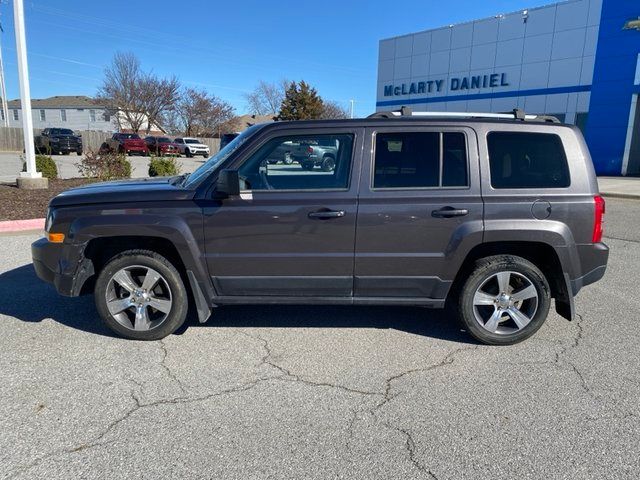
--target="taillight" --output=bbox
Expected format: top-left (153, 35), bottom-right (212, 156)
top-left (592, 195), bottom-right (605, 243)
top-left (307, 146), bottom-right (313, 154)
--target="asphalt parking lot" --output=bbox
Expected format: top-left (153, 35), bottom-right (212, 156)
top-left (0, 198), bottom-right (638, 479)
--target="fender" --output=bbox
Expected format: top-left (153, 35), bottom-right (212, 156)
top-left (67, 211), bottom-right (215, 307)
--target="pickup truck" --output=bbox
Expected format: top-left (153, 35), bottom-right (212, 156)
top-left (100, 133), bottom-right (149, 156)
top-left (34, 128), bottom-right (82, 155)
top-left (266, 139), bottom-right (338, 171)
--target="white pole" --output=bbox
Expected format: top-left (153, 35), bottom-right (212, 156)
top-left (14, 0), bottom-right (39, 179)
top-left (349, 99), bottom-right (355, 119)
top-left (0, 38), bottom-right (8, 128)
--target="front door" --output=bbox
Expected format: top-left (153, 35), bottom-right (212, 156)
top-left (202, 128), bottom-right (363, 297)
top-left (354, 126), bottom-right (484, 300)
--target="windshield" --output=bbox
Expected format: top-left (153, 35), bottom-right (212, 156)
top-left (183, 125), bottom-right (263, 188)
top-left (185, 138), bottom-right (201, 144)
top-left (157, 137), bottom-right (172, 143)
top-left (119, 133), bottom-right (140, 140)
top-left (50, 128), bottom-right (74, 135)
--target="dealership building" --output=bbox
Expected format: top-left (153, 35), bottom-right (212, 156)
top-left (376, 0), bottom-right (640, 175)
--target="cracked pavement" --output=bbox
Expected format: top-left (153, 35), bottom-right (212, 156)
top-left (0, 198), bottom-right (639, 479)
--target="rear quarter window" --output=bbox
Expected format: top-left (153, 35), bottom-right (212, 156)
top-left (487, 132), bottom-right (570, 189)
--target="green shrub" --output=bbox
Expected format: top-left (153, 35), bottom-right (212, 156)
top-left (76, 150), bottom-right (131, 181)
top-left (148, 156), bottom-right (181, 177)
top-left (22, 154), bottom-right (58, 179)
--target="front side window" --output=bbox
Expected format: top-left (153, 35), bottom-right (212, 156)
top-left (373, 131), bottom-right (468, 189)
top-left (487, 132), bottom-right (570, 189)
top-left (238, 133), bottom-right (354, 191)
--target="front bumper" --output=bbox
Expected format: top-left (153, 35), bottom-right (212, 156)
top-left (31, 238), bottom-right (93, 297)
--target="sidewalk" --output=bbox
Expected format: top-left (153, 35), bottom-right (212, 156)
top-left (598, 176), bottom-right (640, 200)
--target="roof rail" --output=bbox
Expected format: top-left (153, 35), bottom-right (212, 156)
top-left (368, 106), bottom-right (560, 123)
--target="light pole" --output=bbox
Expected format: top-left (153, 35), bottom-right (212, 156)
top-left (349, 99), bottom-right (355, 119)
top-left (14, 0), bottom-right (46, 189)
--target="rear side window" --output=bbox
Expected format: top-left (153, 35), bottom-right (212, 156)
top-left (487, 132), bottom-right (570, 189)
top-left (373, 132), bottom-right (468, 189)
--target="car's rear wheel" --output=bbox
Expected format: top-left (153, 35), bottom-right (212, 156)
top-left (301, 161), bottom-right (314, 171)
top-left (457, 255), bottom-right (551, 345)
top-left (185, 149), bottom-right (192, 158)
top-left (94, 250), bottom-right (188, 340)
top-left (321, 155), bottom-right (336, 172)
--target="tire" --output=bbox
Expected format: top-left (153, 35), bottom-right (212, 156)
top-left (185, 150), bottom-right (192, 158)
top-left (321, 155), bottom-right (336, 172)
top-left (62, 151), bottom-right (70, 155)
top-left (76, 150), bottom-right (83, 155)
top-left (301, 161), bottom-right (314, 171)
top-left (457, 255), bottom-right (551, 345)
top-left (94, 250), bottom-right (189, 341)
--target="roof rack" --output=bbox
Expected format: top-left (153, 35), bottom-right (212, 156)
top-left (368, 106), bottom-right (560, 123)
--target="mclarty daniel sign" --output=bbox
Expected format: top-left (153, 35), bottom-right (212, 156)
top-left (384, 73), bottom-right (510, 97)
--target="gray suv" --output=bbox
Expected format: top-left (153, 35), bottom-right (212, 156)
top-left (31, 108), bottom-right (608, 345)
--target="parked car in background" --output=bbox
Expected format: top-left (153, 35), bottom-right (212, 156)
top-left (144, 136), bottom-right (179, 156)
top-left (174, 137), bottom-right (210, 157)
top-left (32, 108), bottom-right (609, 345)
top-left (34, 128), bottom-right (82, 155)
top-left (100, 133), bottom-right (149, 156)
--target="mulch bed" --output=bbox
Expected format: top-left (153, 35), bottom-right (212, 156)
top-left (0, 178), bottom-right (96, 221)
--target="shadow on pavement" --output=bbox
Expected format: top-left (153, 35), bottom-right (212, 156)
top-left (0, 264), bottom-right (474, 344)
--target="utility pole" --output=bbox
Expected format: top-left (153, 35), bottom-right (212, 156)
top-left (349, 99), bottom-right (355, 119)
top-left (14, 0), bottom-right (45, 188)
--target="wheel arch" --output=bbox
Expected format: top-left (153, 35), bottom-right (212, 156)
top-left (449, 241), bottom-right (570, 319)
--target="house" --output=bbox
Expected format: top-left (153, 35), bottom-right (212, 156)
top-left (5, 95), bottom-right (165, 134)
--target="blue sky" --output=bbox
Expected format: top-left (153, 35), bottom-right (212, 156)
top-left (0, 0), bottom-right (550, 116)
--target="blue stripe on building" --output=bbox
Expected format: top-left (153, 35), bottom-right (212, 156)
top-left (585, 0), bottom-right (640, 175)
top-left (376, 85), bottom-right (593, 108)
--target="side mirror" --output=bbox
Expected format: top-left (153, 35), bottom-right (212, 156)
top-left (215, 169), bottom-right (240, 198)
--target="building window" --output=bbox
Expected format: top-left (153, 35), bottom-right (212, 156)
top-left (13, 109), bottom-right (18, 121)
top-left (575, 113), bottom-right (588, 134)
top-left (60, 109), bottom-right (67, 122)
top-left (89, 109), bottom-right (96, 122)
top-left (104, 112), bottom-right (110, 122)
top-left (0, 110), bottom-right (4, 121)
top-left (39, 109), bottom-right (46, 121)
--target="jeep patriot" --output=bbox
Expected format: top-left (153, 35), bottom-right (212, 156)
top-left (32, 108), bottom-right (609, 345)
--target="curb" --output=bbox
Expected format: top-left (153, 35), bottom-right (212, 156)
top-left (600, 192), bottom-right (640, 200)
top-left (0, 218), bottom-right (45, 233)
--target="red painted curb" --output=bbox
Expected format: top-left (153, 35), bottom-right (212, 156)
top-left (0, 218), bottom-right (45, 233)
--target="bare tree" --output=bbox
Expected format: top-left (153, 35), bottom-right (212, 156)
top-left (97, 52), bottom-right (180, 134)
top-left (321, 100), bottom-right (350, 119)
top-left (97, 53), bottom-right (147, 133)
top-left (140, 75), bottom-right (181, 135)
top-left (177, 88), bottom-right (235, 137)
top-left (245, 79), bottom-right (290, 115)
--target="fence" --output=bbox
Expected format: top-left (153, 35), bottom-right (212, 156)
top-left (0, 127), bottom-right (221, 154)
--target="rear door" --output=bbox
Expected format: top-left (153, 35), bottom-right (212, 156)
top-left (354, 125), bottom-right (483, 300)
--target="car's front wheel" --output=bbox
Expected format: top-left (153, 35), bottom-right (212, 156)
top-left (457, 255), bottom-right (551, 345)
top-left (94, 250), bottom-right (188, 340)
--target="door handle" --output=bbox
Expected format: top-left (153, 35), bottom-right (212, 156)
top-left (431, 207), bottom-right (469, 218)
top-left (308, 209), bottom-right (346, 219)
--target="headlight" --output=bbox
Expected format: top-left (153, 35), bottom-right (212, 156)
top-left (50, 138), bottom-right (59, 143)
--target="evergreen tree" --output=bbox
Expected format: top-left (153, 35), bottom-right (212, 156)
top-left (278, 81), bottom-right (324, 120)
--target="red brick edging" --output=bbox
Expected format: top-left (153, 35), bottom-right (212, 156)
top-left (0, 218), bottom-right (45, 233)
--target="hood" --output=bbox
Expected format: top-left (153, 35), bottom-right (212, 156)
top-left (49, 177), bottom-right (194, 208)
top-left (186, 142), bottom-right (208, 148)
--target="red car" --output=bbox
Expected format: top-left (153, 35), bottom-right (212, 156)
top-left (101, 133), bottom-right (149, 156)
top-left (144, 136), bottom-right (180, 156)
